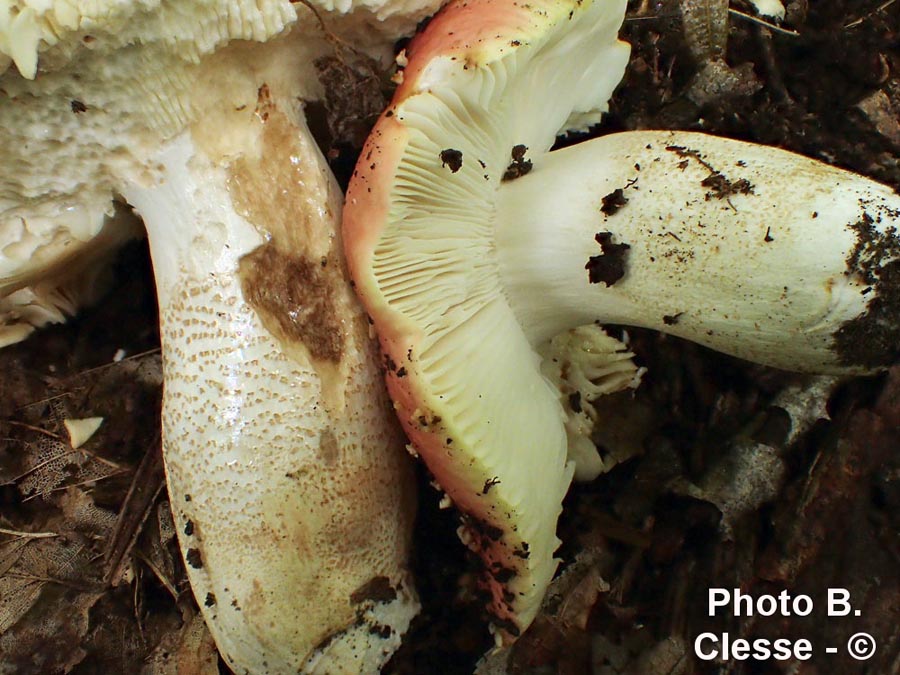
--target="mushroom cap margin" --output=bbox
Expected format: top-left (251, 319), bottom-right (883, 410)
top-left (343, 0), bottom-right (629, 642)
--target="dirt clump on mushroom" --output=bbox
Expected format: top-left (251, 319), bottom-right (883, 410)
top-left (834, 210), bottom-right (900, 368)
top-left (586, 232), bottom-right (632, 287)
top-left (665, 144), bottom-right (756, 201)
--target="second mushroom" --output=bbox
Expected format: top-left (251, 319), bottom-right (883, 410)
top-left (343, 0), bottom-right (900, 644)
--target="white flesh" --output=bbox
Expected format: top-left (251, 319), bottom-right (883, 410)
top-left (124, 126), bottom-right (417, 674)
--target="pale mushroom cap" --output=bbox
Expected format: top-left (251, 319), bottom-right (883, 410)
top-left (0, 1), bottom-right (302, 343)
top-left (344, 0), bottom-right (630, 641)
top-left (0, 0), bottom-right (443, 345)
top-left (0, 0), bottom-right (440, 79)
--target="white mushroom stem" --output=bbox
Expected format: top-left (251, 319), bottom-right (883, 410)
top-left (498, 130), bottom-right (900, 373)
top-left (124, 123), bottom-right (417, 674)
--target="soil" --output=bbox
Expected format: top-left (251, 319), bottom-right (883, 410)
top-left (1, 1), bottom-right (897, 674)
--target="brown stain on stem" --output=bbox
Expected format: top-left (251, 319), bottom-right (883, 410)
top-left (239, 244), bottom-right (342, 364)
top-left (226, 90), bottom-right (351, 408)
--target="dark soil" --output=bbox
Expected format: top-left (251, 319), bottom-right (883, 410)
top-left (1, 1), bottom-right (897, 674)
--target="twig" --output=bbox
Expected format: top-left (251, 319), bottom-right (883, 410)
top-left (21, 469), bottom-right (128, 502)
top-left (80, 450), bottom-right (124, 471)
top-left (756, 26), bottom-right (793, 103)
top-left (3, 571), bottom-right (101, 592)
top-left (134, 549), bottom-right (179, 601)
top-left (103, 435), bottom-right (165, 585)
top-left (3, 443), bottom-right (122, 486)
top-left (624, 13), bottom-right (680, 22)
top-left (13, 348), bottom-right (160, 414)
top-left (292, 0), bottom-right (358, 53)
top-left (0, 527), bottom-right (58, 539)
top-left (845, 0), bottom-right (898, 28)
top-left (2, 415), bottom-right (124, 486)
top-left (728, 8), bottom-right (800, 36)
top-left (2, 447), bottom-right (78, 485)
top-left (64, 347), bottom-right (161, 380)
top-left (14, 391), bottom-right (71, 412)
top-left (0, 420), bottom-right (62, 440)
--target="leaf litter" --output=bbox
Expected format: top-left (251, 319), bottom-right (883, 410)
top-left (0, 244), bottom-right (206, 673)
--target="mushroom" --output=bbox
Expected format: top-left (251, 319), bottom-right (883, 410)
top-left (0, 204), bottom-right (142, 348)
top-left (343, 0), bottom-right (900, 643)
top-left (0, 1), bottom-right (442, 672)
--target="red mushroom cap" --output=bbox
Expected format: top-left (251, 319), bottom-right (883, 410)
top-left (343, 0), bottom-right (629, 642)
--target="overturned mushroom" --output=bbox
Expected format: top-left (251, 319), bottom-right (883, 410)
top-left (0, 1), bottom-right (441, 672)
top-left (343, 0), bottom-right (899, 643)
